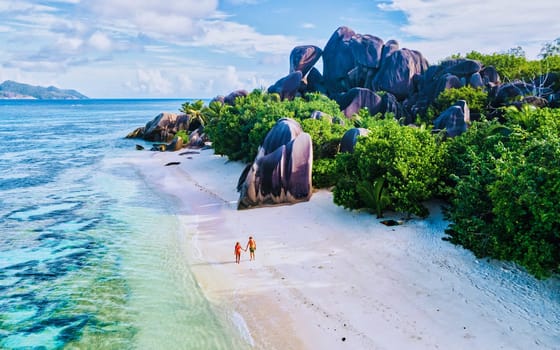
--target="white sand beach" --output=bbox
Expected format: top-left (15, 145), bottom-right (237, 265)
top-left (128, 148), bottom-right (559, 350)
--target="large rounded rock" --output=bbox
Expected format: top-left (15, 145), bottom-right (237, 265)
top-left (433, 73), bottom-right (463, 100)
top-left (224, 89), bottom-right (248, 105)
top-left (443, 59), bottom-right (482, 78)
top-left (380, 40), bottom-right (399, 63)
top-left (469, 72), bottom-right (484, 88)
top-left (374, 48), bottom-right (429, 100)
top-left (434, 100), bottom-right (470, 137)
top-left (187, 127), bottom-right (207, 148)
top-left (306, 67), bottom-right (326, 94)
top-left (336, 87), bottom-right (383, 118)
top-left (350, 34), bottom-right (384, 69)
top-left (290, 45), bottom-right (322, 77)
top-left (268, 71), bottom-right (303, 101)
top-left (167, 136), bottom-right (184, 151)
top-left (126, 127), bottom-right (145, 138)
top-left (237, 118), bottom-right (313, 209)
top-left (380, 92), bottom-right (402, 119)
top-left (491, 82), bottom-right (535, 107)
top-left (142, 112), bottom-right (190, 142)
top-left (323, 26), bottom-right (356, 95)
top-left (340, 127), bottom-right (370, 153)
top-left (481, 66), bottom-right (500, 85)
top-left (261, 118), bottom-right (302, 154)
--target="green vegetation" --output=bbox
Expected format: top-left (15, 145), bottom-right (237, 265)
top-left (180, 100), bottom-right (207, 131)
top-left (204, 90), bottom-right (282, 162)
top-left (430, 86), bottom-right (489, 119)
top-left (445, 107), bottom-right (560, 278)
top-left (462, 50), bottom-right (560, 82)
top-left (175, 130), bottom-right (189, 143)
top-left (333, 119), bottom-right (447, 218)
top-left (204, 89), bottom-right (347, 166)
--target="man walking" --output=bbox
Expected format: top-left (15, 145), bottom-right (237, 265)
top-left (245, 236), bottom-right (256, 261)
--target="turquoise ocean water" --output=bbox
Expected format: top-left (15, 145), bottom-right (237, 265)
top-left (0, 100), bottom-right (247, 349)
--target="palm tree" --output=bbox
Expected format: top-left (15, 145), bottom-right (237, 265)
top-left (179, 100), bottom-right (207, 131)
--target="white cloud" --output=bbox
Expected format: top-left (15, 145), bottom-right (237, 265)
top-left (85, 0), bottom-right (219, 40)
top-left (55, 36), bottom-right (84, 52)
top-left (379, 0), bottom-right (560, 61)
top-left (0, 1), bottom-right (55, 13)
top-left (133, 69), bottom-right (175, 95)
top-left (301, 23), bottom-right (316, 29)
top-left (88, 31), bottom-right (112, 51)
top-left (4, 60), bottom-right (67, 72)
top-left (190, 20), bottom-right (300, 56)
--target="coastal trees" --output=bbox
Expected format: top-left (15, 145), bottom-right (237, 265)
top-left (444, 107), bottom-right (560, 278)
top-left (539, 37), bottom-right (560, 59)
top-left (463, 49), bottom-right (560, 83)
top-left (205, 90), bottom-right (285, 162)
top-left (205, 89), bottom-right (349, 171)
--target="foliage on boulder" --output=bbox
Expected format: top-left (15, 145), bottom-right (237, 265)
top-left (205, 90), bottom-right (286, 162)
top-left (205, 90), bottom-right (348, 165)
top-left (429, 86), bottom-right (488, 121)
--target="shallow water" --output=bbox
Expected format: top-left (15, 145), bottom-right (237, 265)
top-left (0, 100), bottom-right (247, 349)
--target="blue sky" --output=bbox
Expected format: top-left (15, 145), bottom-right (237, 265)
top-left (0, 0), bottom-right (559, 98)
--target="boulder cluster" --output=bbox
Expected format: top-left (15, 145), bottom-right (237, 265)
top-left (262, 26), bottom-right (559, 130)
top-left (125, 112), bottom-right (207, 151)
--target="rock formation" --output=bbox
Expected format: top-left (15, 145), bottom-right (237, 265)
top-left (126, 112), bottom-right (189, 142)
top-left (339, 128), bottom-right (370, 153)
top-left (205, 25), bottom-right (560, 135)
top-left (268, 71), bottom-right (304, 101)
top-left (237, 118), bottom-right (313, 209)
top-left (433, 100), bottom-right (470, 137)
top-left (290, 45), bottom-right (323, 77)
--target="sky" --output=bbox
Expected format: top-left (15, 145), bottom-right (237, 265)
top-left (0, 0), bottom-right (559, 98)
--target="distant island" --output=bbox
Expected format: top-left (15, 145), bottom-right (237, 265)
top-left (0, 80), bottom-right (88, 100)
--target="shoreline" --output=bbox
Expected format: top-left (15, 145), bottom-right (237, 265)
top-left (129, 148), bottom-right (560, 349)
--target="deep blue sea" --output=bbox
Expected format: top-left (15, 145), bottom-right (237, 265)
top-left (0, 100), bottom-right (247, 349)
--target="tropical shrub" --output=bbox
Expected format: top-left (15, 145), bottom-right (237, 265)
top-left (204, 90), bottom-right (288, 162)
top-left (431, 86), bottom-right (489, 118)
top-left (300, 117), bottom-right (348, 160)
top-left (464, 50), bottom-right (560, 83)
top-left (312, 158), bottom-right (338, 188)
top-left (286, 92), bottom-right (345, 120)
top-left (445, 107), bottom-right (560, 278)
top-left (175, 130), bottom-right (189, 143)
top-left (205, 90), bottom-right (349, 168)
top-left (179, 99), bottom-right (207, 131)
top-left (333, 119), bottom-right (448, 217)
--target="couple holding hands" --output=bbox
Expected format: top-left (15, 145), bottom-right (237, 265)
top-left (235, 236), bottom-right (256, 264)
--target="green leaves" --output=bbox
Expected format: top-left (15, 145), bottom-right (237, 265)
top-left (432, 86), bottom-right (488, 118)
top-left (356, 177), bottom-right (390, 218)
top-left (445, 107), bottom-right (560, 278)
top-left (333, 118), bottom-right (448, 218)
top-left (179, 99), bottom-right (208, 131)
top-left (204, 89), bottom-right (350, 164)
